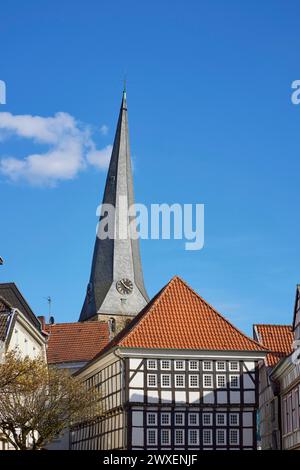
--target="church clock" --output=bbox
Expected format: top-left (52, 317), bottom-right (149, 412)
top-left (116, 278), bottom-right (134, 295)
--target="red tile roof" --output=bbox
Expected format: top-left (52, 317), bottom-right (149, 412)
top-left (46, 321), bottom-right (109, 364)
top-left (107, 276), bottom-right (267, 352)
top-left (254, 324), bottom-right (293, 367)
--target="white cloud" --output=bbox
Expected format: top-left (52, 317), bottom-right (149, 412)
top-left (0, 112), bottom-right (112, 186)
top-left (87, 144), bottom-right (112, 170)
top-left (100, 124), bottom-right (109, 136)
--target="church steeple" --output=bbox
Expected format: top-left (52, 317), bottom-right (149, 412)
top-left (79, 91), bottom-right (149, 323)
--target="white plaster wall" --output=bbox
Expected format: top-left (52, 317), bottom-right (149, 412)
top-left (8, 319), bottom-right (43, 359)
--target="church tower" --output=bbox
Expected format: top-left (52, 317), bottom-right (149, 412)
top-left (79, 91), bottom-right (149, 329)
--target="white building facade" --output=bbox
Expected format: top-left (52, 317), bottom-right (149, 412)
top-left (0, 284), bottom-right (47, 450)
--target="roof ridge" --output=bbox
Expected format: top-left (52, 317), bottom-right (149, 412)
top-left (254, 323), bottom-right (292, 328)
top-left (0, 295), bottom-right (13, 310)
top-left (173, 276), bottom-right (268, 351)
top-left (118, 279), bottom-right (175, 345)
top-left (47, 321), bottom-right (104, 326)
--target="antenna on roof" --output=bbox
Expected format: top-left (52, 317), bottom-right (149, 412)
top-left (44, 296), bottom-right (52, 323)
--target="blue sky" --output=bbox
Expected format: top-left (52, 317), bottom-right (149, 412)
top-left (1, 0), bottom-right (300, 335)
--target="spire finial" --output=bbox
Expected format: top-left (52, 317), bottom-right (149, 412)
top-left (122, 75), bottom-right (127, 108)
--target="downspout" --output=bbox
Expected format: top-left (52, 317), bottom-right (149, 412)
top-left (113, 348), bottom-right (127, 450)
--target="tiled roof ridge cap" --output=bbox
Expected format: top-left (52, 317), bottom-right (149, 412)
top-left (46, 321), bottom-right (105, 327)
top-left (254, 324), bottom-right (292, 328)
top-left (173, 276), bottom-right (268, 351)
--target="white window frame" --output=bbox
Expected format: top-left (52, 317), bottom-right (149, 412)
top-left (161, 429), bottom-right (171, 446)
top-left (229, 429), bottom-right (239, 445)
top-left (189, 360), bottom-right (199, 371)
top-left (203, 374), bottom-right (213, 388)
top-left (160, 360), bottom-right (171, 370)
top-left (174, 429), bottom-right (185, 446)
top-left (147, 413), bottom-right (157, 426)
top-left (202, 413), bottom-right (212, 426)
top-left (188, 429), bottom-right (199, 445)
top-left (161, 374), bottom-right (171, 388)
top-left (147, 359), bottom-right (157, 370)
top-left (175, 374), bottom-right (185, 388)
top-left (229, 361), bottom-right (239, 371)
top-left (174, 360), bottom-right (185, 371)
top-left (147, 428), bottom-right (157, 446)
top-left (216, 374), bottom-right (226, 389)
top-left (229, 413), bottom-right (239, 426)
top-left (147, 374), bottom-right (157, 388)
top-left (216, 361), bottom-right (226, 371)
top-left (216, 413), bottom-right (226, 426)
top-left (175, 413), bottom-right (185, 426)
top-left (202, 429), bottom-right (212, 446)
top-left (189, 374), bottom-right (199, 388)
top-left (161, 413), bottom-right (171, 426)
top-left (229, 375), bottom-right (240, 389)
top-left (216, 428), bottom-right (226, 446)
top-left (188, 413), bottom-right (199, 426)
top-left (203, 361), bottom-right (212, 371)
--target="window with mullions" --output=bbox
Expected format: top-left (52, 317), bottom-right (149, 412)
top-left (174, 360), bottom-right (185, 370)
top-left (202, 413), bottom-right (212, 426)
top-left (147, 374), bottom-right (157, 388)
top-left (147, 360), bottom-right (157, 370)
top-left (229, 429), bottom-right (239, 445)
top-left (161, 413), bottom-right (171, 426)
top-left (161, 374), bottom-right (171, 388)
top-left (189, 360), bottom-right (199, 371)
top-left (229, 413), bottom-right (239, 426)
top-left (147, 429), bottom-right (157, 446)
top-left (175, 413), bottom-right (185, 426)
top-left (174, 429), bottom-right (184, 446)
top-left (216, 375), bottom-right (226, 388)
top-left (216, 361), bottom-right (226, 371)
top-left (203, 361), bottom-right (212, 371)
top-left (147, 413), bottom-right (157, 426)
top-left (160, 360), bottom-right (171, 370)
top-left (216, 429), bottom-right (226, 446)
top-left (175, 374), bottom-right (185, 388)
top-left (229, 375), bottom-right (240, 389)
top-left (189, 374), bottom-right (199, 388)
top-left (161, 429), bottom-right (171, 446)
top-left (203, 374), bottom-right (213, 388)
top-left (216, 413), bottom-right (226, 426)
top-left (229, 361), bottom-right (239, 371)
top-left (188, 413), bottom-right (199, 426)
top-left (188, 429), bottom-right (199, 445)
top-left (203, 429), bottom-right (212, 446)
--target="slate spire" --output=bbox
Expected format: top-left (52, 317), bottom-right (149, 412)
top-left (79, 92), bottom-right (149, 322)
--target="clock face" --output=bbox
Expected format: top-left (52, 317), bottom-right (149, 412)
top-left (116, 278), bottom-right (133, 295)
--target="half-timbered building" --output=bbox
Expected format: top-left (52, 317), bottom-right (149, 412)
top-left (253, 324), bottom-right (293, 449)
top-left (71, 276), bottom-right (267, 450)
top-left (42, 319), bottom-right (109, 450)
top-left (269, 285), bottom-right (300, 450)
